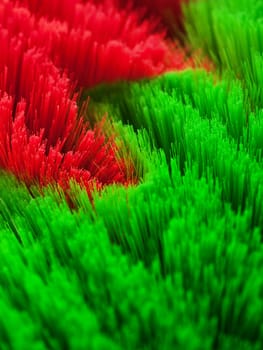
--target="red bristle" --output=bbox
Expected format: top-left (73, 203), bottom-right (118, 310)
top-left (0, 0), bottom-right (194, 196)
top-left (0, 18), bottom-right (132, 193)
top-left (13, 0), bottom-right (79, 23)
top-left (0, 94), bottom-right (129, 192)
top-left (7, 0), bottom-right (190, 88)
top-left (0, 1), bottom-right (34, 36)
top-left (39, 8), bottom-right (185, 87)
top-left (0, 28), bottom-right (77, 149)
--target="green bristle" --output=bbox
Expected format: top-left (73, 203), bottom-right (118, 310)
top-left (87, 70), bottom-right (248, 148)
top-left (0, 156), bottom-right (262, 348)
top-left (86, 71), bottom-right (263, 225)
top-left (108, 121), bottom-right (155, 181)
top-left (184, 0), bottom-right (263, 108)
top-left (248, 110), bottom-right (263, 161)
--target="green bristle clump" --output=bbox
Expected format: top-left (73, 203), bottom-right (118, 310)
top-left (86, 71), bottom-right (263, 220)
top-left (184, 0), bottom-right (263, 108)
top-left (0, 147), bottom-right (263, 349)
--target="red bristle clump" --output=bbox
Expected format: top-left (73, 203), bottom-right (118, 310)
top-left (0, 94), bottom-right (128, 192)
top-left (0, 26), bottom-right (130, 193)
top-left (0, 0), bottom-right (196, 195)
top-left (8, 0), bottom-right (191, 88)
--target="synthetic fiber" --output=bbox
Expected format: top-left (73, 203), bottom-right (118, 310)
top-left (0, 0), bottom-right (262, 349)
